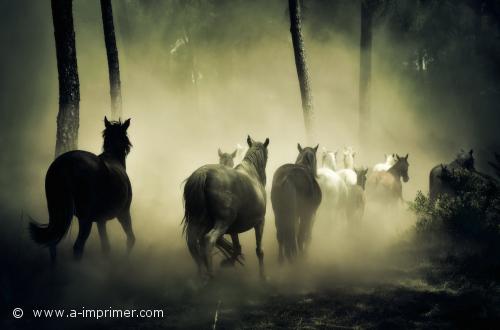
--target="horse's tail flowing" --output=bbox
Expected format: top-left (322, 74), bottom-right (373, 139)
top-left (29, 180), bottom-right (74, 246)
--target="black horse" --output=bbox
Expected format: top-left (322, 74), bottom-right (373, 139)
top-left (183, 136), bottom-right (269, 280)
top-left (429, 149), bottom-right (474, 202)
top-left (271, 144), bottom-right (322, 263)
top-left (30, 117), bottom-right (135, 262)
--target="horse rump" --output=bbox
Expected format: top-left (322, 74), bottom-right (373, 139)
top-left (182, 168), bottom-right (239, 264)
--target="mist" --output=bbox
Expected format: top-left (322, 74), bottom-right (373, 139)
top-left (1, 0), bottom-right (500, 328)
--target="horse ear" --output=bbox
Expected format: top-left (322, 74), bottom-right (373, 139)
top-left (264, 138), bottom-right (270, 148)
top-left (314, 144), bottom-right (319, 153)
top-left (104, 116), bottom-right (111, 128)
top-left (231, 149), bottom-right (237, 158)
top-left (218, 148), bottom-right (223, 157)
top-left (405, 153), bottom-right (409, 160)
top-left (396, 154), bottom-right (400, 160)
top-left (122, 118), bottom-right (131, 130)
top-left (469, 149), bottom-right (474, 156)
top-left (297, 143), bottom-right (303, 152)
top-left (247, 135), bottom-right (253, 147)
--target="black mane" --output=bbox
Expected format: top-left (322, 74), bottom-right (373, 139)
top-left (102, 119), bottom-right (132, 162)
top-left (296, 148), bottom-right (318, 177)
top-left (240, 143), bottom-right (268, 184)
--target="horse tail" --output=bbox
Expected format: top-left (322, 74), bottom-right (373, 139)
top-left (29, 172), bottom-right (74, 246)
top-left (271, 177), bottom-right (298, 261)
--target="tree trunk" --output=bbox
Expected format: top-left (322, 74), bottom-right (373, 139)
top-left (101, 0), bottom-right (122, 119)
top-left (52, 0), bottom-right (80, 157)
top-left (288, 0), bottom-right (315, 143)
top-left (359, 0), bottom-right (373, 147)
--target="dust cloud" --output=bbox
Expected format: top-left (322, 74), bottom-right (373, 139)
top-left (0, 1), bottom-right (496, 318)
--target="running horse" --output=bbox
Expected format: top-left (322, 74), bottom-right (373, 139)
top-left (366, 154), bottom-right (409, 205)
top-left (183, 136), bottom-right (269, 280)
top-left (30, 117), bottom-right (135, 262)
top-left (271, 144), bottom-right (322, 263)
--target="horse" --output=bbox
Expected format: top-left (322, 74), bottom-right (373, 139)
top-left (337, 147), bottom-right (357, 186)
top-left (373, 154), bottom-right (396, 172)
top-left (366, 154), bottom-right (409, 205)
top-left (218, 148), bottom-right (237, 167)
top-left (346, 167), bottom-right (368, 224)
top-left (183, 135), bottom-right (269, 280)
top-left (29, 117), bottom-right (135, 262)
top-left (271, 144), bottom-right (322, 263)
top-left (317, 149), bottom-right (348, 224)
top-left (429, 149), bottom-right (474, 202)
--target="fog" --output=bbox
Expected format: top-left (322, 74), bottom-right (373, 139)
top-left (1, 1), bottom-right (498, 315)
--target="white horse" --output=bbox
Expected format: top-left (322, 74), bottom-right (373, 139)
top-left (336, 147), bottom-right (357, 186)
top-left (373, 154), bottom-right (396, 172)
top-left (317, 149), bottom-right (348, 223)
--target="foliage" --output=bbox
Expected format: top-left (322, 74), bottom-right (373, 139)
top-left (409, 169), bottom-right (500, 283)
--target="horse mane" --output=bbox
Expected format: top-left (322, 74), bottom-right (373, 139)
top-left (102, 120), bottom-right (132, 161)
top-left (240, 143), bottom-right (268, 184)
top-left (296, 149), bottom-right (318, 177)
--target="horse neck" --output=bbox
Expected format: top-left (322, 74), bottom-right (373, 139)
top-left (297, 157), bottom-right (316, 177)
top-left (101, 149), bottom-right (126, 168)
top-left (241, 153), bottom-right (266, 185)
top-left (387, 164), bottom-right (402, 180)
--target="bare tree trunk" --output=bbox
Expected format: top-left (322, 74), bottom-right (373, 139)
top-left (359, 0), bottom-right (372, 147)
top-left (101, 0), bottom-right (122, 119)
top-left (288, 0), bottom-right (315, 143)
top-left (52, 0), bottom-right (80, 157)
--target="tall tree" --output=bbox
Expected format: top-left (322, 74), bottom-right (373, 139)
top-left (289, 0), bottom-right (315, 143)
top-left (100, 0), bottom-right (122, 119)
top-left (52, 0), bottom-right (80, 157)
top-left (358, 0), bottom-right (374, 147)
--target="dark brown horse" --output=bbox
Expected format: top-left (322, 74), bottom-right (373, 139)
top-left (30, 117), bottom-right (135, 262)
top-left (429, 149), bottom-right (474, 202)
top-left (366, 154), bottom-right (409, 205)
top-left (271, 144), bottom-right (322, 263)
top-left (183, 136), bottom-right (269, 280)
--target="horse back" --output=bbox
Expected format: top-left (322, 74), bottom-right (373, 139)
top-left (271, 164), bottom-right (322, 211)
top-left (47, 150), bottom-right (131, 220)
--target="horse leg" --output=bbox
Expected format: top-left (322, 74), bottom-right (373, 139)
top-left (97, 220), bottom-right (110, 256)
top-left (73, 219), bottom-right (92, 260)
top-left (276, 229), bottom-right (285, 265)
top-left (118, 210), bottom-right (136, 254)
top-left (254, 219), bottom-right (266, 280)
top-left (202, 222), bottom-right (229, 279)
top-left (220, 233), bottom-right (241, 267)
top-left (186, 224), bottom-right (203, 277)
top-left (298, 211), bottom-right (314, 256)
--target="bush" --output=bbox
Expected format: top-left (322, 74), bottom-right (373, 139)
top-left (409, 169), bottom-right (500, 283)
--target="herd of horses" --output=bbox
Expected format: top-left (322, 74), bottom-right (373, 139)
top-left (28, 118), bottom-right (482, 282)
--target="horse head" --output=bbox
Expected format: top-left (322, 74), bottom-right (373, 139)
top-left (456, 149), bottom-right (475, 170)
top-left (343, 147), bottom-right (356, 169)
top-left (394, 154), bottom-right (410, 182)
top-left (218, 148), bottom-right (237, 167)
top-left (297, 143), bottom-right (319, 175)
top-left (102, 116), bottom-right (132, 159)
top-left (384, 153), bottom-right (396, 166)
top-left (321, 147), bottom-right (338, 170)
top-left (354, 167), bottom-right (369, 189)
top-left (245, 135), bottom-right (270, 184)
